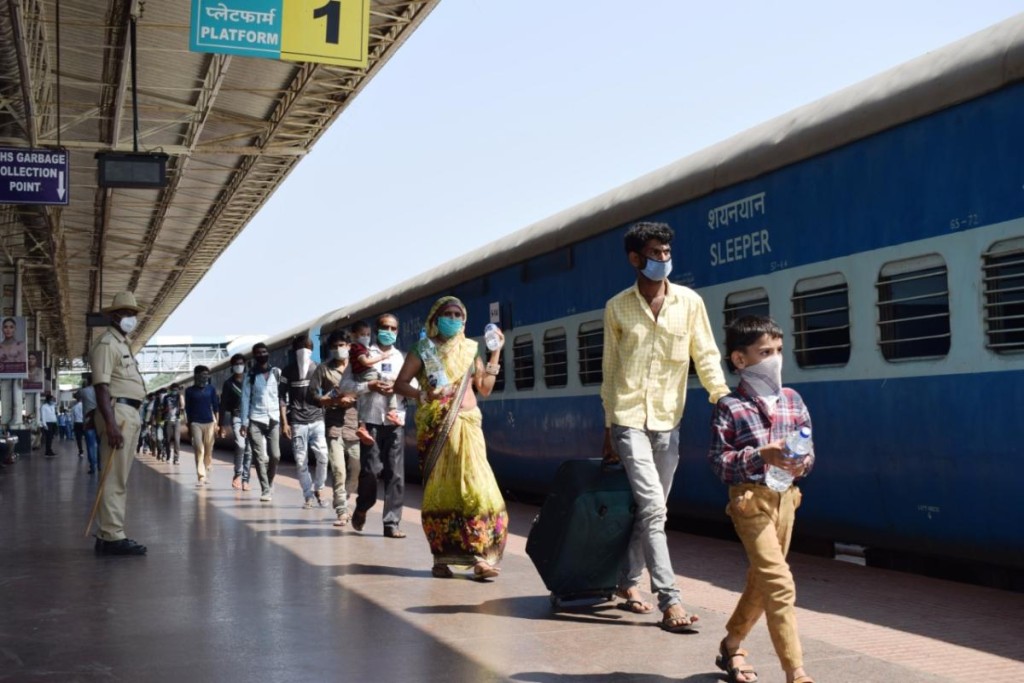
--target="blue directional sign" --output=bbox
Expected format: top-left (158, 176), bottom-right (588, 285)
top-left (0, 147), bottom-right (69, 206)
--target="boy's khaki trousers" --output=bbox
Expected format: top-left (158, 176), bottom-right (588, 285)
top-left (725, 483), bottom-right (804, 672)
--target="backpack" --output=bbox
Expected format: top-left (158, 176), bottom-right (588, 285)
top-left (248, 366), bottom-right (281, 388)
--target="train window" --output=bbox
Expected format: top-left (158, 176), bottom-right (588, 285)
top-left (543, 328), bottom-right (568, 388)
top-left (983, 237), bottom-right (1024, 353)
top-left (876, 254), bottom-right (950, 360)
top-left (792, 273), bottom-right (851, 368)
top-left (719, 288), bottom-right (769, 373)
top-left (724, 288), bottom-right (770, 326)
top-left (578, 320), bottom-right (603, 385)
top-left (512, 334), bottom-right (535, 390)
top-left (522, 247), bottom-right (573, 282)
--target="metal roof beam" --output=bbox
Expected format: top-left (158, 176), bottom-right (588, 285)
top-left (128, 52), bottom-right (231, 293)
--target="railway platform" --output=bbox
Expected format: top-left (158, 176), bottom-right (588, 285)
top-left (1, 437), bottom-right (1022, 682)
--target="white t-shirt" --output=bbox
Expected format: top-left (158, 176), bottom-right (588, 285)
top-left (341, 345), bottom-right (412, 426)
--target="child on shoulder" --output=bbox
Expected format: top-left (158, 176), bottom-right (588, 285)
top-left (350, 321), bottom-right (400, 444)
top-left (708, 315), bottom-right (816, 683)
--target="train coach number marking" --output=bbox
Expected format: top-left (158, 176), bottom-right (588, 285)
top-left (949, 214), bottom-right (979, 230)
top-left (916, 504), bottom-right (940, 519)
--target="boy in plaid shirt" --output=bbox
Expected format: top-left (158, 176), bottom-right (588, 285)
top-left (709, 315), bottom-right (815, 683)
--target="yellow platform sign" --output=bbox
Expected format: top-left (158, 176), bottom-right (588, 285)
top-left (280, 0), bottom-right (370, 68)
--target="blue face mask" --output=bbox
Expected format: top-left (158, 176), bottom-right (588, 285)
top-left (641, 256), bottom-right (672, 281)
top-left (437, 317), bottom-right (464, 338)
top-left (377, 330), bottom-right (397, 346)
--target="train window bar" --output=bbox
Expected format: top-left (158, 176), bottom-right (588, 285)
top-left (543, 328), bottom-right (568, 389)
top-left (792, 273), bottom-right (851, 368)
top-left (721, 288), bottom-right (770, 373)
top-left (982, 237), bottom-right (1024, 353)
top-left (876, 255), bottom-right (950, 361)
top-left (790, 272), bottom-right (847, 368)
top-left (577, 320), bottom-right (604, 386)
top-left (512, 334), bottom-right (535, 390)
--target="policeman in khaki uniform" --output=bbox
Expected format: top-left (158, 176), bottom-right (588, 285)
top-left (90, 291), bottom-right (148, 556)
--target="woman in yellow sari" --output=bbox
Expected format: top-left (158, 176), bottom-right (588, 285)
top-left (394, 296), bottom-right (508, 580)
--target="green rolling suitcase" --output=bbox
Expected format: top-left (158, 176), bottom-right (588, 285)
top-left (526, 458), bottom-right (636, 607)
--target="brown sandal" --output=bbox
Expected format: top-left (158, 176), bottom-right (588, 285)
top-left (716, 639), bottom-right (757, 682)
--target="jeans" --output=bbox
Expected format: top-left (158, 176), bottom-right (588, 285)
top-left (164, 419), bottom-right (181, 458)
top-left (725, 483), bottom-right (804, 671)
top-left (355, 423), bottom-right (404, 530)
top-left (248, 420), bottom-right (280, 496)
top-left (327, 433), bottom-right (360, 515)
top-left (612, 424), bottom-right (682, 612)
top-left (85, 428), bottom-right (99, 471)
top-left (231, 417), bottom-right (252, 482)
top-left (291, 421), bottom-right (327, 500)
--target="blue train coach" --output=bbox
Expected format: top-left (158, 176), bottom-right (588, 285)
top-left (226, 17), bottom-right (1024, 573)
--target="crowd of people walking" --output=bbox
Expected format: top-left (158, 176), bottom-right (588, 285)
top-left (68, 219), bottom-right (818, 682)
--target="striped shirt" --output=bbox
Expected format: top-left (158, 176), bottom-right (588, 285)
top-left (708, 383), bottom-right (816, 485)
top-left (600, 281), bottom-right (729, 431)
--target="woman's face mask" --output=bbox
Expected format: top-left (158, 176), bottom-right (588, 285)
top-left (377, 330), bottom-right (397, 346)
top-left (296, 348), bottom-right (312, 365)
top-left (437, 317), bottom-right (464, 339)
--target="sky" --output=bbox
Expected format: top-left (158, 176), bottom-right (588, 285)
top-left (155, 1), bottom-right (1024, 339)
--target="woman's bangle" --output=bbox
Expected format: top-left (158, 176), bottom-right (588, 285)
top-left (485, 363), bottom-right (500, 376)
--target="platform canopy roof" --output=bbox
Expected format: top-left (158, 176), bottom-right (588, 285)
top-left (0, 0), bottom-right (437, 362)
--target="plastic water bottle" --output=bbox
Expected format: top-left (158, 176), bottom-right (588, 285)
top-left (419, 339), bottom-right (450, 389)
top-left (484, 323), bottom-right (501, 351)
top-left (765, 426), bottom-right (812, 492)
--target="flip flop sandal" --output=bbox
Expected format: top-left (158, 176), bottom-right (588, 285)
top-left (617, 598), bottom-right (654, 614)
top-left (659, 609), bottom-right (701, 633)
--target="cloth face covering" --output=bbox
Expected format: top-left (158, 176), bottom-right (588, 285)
top-left (738, 353), bottom-right (782, 397)
top-left (296, 348), bottom-right (312, 376)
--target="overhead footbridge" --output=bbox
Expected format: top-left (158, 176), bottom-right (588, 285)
top-left (0, 0), bottom-right (438, 365)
